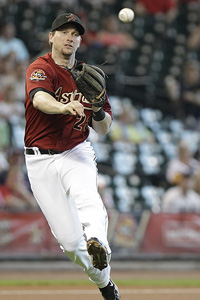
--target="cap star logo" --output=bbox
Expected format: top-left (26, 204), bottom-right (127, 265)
top-left (30, 69), bottom-right (47, 81)
top-left (67, 14), bottom-right (76, 22)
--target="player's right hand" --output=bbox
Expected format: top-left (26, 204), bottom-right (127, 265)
top-left (62, 101), bottom-right (84, 117)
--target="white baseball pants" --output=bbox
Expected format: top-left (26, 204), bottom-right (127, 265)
top-left (25, 141), bottom-right (111, 288)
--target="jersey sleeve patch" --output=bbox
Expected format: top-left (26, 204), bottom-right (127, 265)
top-left (29, 69), bottom-right (47, 81)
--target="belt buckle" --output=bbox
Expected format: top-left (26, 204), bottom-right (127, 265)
top-left (48, 149), bottom-right (55, 155)
top-left (32, 147), bottom-right (40, 155)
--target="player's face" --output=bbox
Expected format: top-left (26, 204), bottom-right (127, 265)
top-left (49, 25), bottom-right (81, 58)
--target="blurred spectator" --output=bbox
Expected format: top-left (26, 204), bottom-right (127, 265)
top-left (0, 83), bottom-right (24, 120)
top-left (164, 74), bottom-right (179, 103)
top-left (181, 61), bottom-right (200, 111)
top-left (134, 0), bottom-right (178, 22)
top-left (98, 174), bottom-right (115, 210)
top-left (0, 82), bottom-right (25, 149)
top-left (165, 140), bottom-right (199, 185)
top-left (165, 60), bottom-right (200, 119)
top-left (187, 25), bottom-right (200, 51)
top-left (11, 60), bottom-right (27, 102)
top-left (108, 101), bottom-right (154, 144)
top-left (0, 148), bottom-right (38, 210)
top-left (162, 169), bottom-right (200, 213)
top-left (0, 60), bottom-right (28, 103)
top-left (0, 22), bottom-right (29, 62)
top-left (0, 52), bottom-right (17, 84)
top-left (90, 14), bottom-right (137, 50)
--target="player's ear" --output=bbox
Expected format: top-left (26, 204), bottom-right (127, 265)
top-left (78, 36), bottom-right (82, 48)
top-left (49, 32), bottom-right (53, 43)
top-left (49, 31), bottom-right (55, 48)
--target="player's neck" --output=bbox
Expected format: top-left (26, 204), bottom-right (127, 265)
top-left (52, 53), bottom-right (75, 69)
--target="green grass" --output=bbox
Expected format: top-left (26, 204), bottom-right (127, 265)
top-left (0, 278), bottom-right (200, 287)
top-left (116, 278), bottom-right (200, 287)
top-left (0, 279), bottom-right (89, 287)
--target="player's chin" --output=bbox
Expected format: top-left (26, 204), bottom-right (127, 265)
top-left (62, 48), bottom-right (74, 57)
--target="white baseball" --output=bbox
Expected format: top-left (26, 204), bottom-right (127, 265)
top-left (118, 8), bottom-right (134, 23)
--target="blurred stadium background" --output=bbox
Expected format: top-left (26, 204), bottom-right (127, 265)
top-left (0, 0), bottom-right (200, 269)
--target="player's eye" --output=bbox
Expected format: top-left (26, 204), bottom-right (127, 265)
top-left (73, 32), bottom-right (79, 37)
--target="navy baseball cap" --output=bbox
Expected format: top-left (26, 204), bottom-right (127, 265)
top-left (51, 13), bottom-right (85, 35)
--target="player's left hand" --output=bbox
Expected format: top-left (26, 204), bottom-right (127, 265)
top-left (70, 63), bottom-right (106, 107)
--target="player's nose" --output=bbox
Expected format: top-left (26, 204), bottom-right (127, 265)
top-left (66, 32), bottom-right (73, 41)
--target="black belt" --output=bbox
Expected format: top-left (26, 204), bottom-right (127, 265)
top-left (25, 148), bottom-right (63, 155)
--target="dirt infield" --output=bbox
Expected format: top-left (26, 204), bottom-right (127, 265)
top-left (0, 269), bottom-right (200, 300)
top-left (1, 287), bottom-right (200, 300)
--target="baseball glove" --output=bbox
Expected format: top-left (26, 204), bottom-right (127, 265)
top-left (70, 63), bottom-right (106, 107)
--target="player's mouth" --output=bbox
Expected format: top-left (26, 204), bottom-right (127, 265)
top-left (65, 44), bottom-right (73, 48)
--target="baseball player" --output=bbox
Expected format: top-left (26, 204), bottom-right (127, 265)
top-left (24, 12), bottom-right (120, 300)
